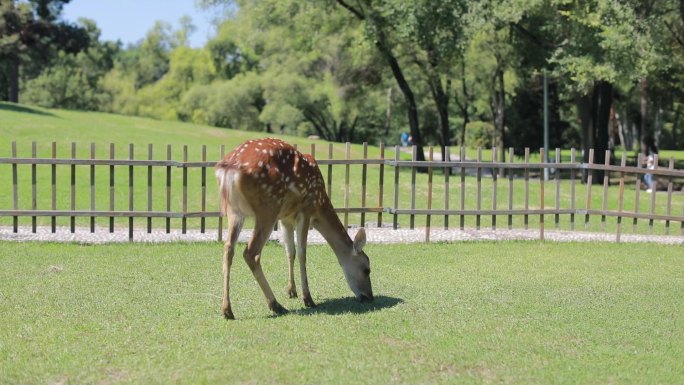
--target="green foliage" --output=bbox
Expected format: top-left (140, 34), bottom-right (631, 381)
top-left (0, 0), bottom-right (90, 102)
top-left (5, 0), bottom-right (684, 150)
top-left (465, 120), bottom-right (495, 148)
top-left (21, 19), bottom-right (119, 110)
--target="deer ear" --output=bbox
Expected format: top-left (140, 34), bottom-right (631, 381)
top-left (353, 228), bottom-right (367, 253)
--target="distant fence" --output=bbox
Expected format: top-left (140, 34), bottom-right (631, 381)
top-left (1, 141), bottom-right (683, 242)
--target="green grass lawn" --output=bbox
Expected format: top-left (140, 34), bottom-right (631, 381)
top-left (2, 102), bottom-right (683, 235)
top-left (0, 241), bottom-right (682, 384)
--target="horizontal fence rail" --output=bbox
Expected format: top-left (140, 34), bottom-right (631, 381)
top-left (1, 141), bottom-right (683, 242)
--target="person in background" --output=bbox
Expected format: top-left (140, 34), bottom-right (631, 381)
top-left (641, 135), bottom-right (658, 193)
top-left (401, 132), bottom-right (409, 147)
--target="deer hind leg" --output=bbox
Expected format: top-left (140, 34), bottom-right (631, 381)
top-left (222, 214), bottom-right (244, 320)
top-left (296, 215), bottom-right (315, 307)
top-left (244, 215), bottom-right (288, 315)
top-left (281, 221), bottom-right (298, 298)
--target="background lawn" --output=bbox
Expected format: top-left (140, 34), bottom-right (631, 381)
top-left (2, 103), bottom-right (683, 236)
top-left (1, 241), bottom-right (682, 384)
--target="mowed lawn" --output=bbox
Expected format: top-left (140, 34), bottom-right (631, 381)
top-left (2, 103), bottom-right (684, 235)
top-left (1, 241), bottom-right (682, 384)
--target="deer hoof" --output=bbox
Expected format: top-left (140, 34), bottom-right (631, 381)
top-left (286, 287), bottom-right (298, 299)
top-left (270, 301), bottom-right (289, 315)
top-left (303, 295), bottom-right (316, 308)
top-left (223, 309), bottom-right (235, 320)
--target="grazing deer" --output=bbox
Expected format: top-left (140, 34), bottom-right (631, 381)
top-left (215, 138), bottom-right (373, 319)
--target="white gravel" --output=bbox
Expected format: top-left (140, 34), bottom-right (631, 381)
top-left (1, 225), bottom-right (682, 245)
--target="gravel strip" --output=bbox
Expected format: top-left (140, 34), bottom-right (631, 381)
top-left (1, 226), bottom-right (682, 245)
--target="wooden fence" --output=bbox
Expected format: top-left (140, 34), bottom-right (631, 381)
top-left (1, 141), bottom-right (683, 242)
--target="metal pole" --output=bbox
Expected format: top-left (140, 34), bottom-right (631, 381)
top-left (543, 70), bottom-right (550, 181)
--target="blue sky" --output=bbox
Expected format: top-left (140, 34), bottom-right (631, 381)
top-left (61, 0), bottom-right (217, 47)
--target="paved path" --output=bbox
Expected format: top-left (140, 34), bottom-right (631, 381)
top-left (1, 226), bottom-right (682, 245)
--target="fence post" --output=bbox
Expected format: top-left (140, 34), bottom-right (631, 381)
top-left (393, 145), bottom-right (400, 230)
top-left (52, 142), bottom-right (57, 233)
top-left (616, 151), bottom-right (626, 242)
top-left (147, 144), bottom-right (153, 233)
top-left (600, 149), bottom-right (610, 232)
top-left (90, 143), bottom-right (96, 233)
top-left (666, 157), bottom-right (674, 235)
top-left (109, 143), bottom-right (114, 233)
top-left (554, 148), bottom-right (561, 229)
top-left (476, 147), bottom-right (482, 230)
top-left (570, 148), bottom-right (576, 230)
top-left (410, 145), bottom-right (417, 229)
top-left (71, 142), bottom-right (76, 234)
top-left (584, 149), bottom-right (594, 229)
top-left (508, 147), bottom-right (514, 230)
top-left (491, 146), bottom-right (498, 230)
top-left (633, 153), bottom-right (643, 233)
top-left (344, 142), bottom-right (350, 229)
top-left (648, 154), bottom-right (658, 234)
top-left (444, 146), bottom-right (450, 230)
top-left (459, 146), bottom-right (465, 230)
top-left (327, 143), bottom-right (333, 200)
top-left (377, 143), bottom-right (385, 228)
top-left (524, 148), bottom-right (530, 230)
top-left (11, 141), bottom-right (18, 233)
top-left (425, 146), bottom-right (433, 242)
top-left (201, 145), bottom-right (207, 234)
top-left (361, 142), bottom-right (368, 228)
top-left (166, 145), bottom-right (172, 234)
top-left (182, 145), bottom-right (188, 234)
top-left (32, 142), bottom-right (37, 233)
top-left (539, 147), bottom-right (545, 241)
top-left (128, 144), bottom-right (134, 241)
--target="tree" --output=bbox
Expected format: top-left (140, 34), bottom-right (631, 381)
top-left (0, 0), bottom-right (89, 102)
top-left (336, 0), bottom-right (427, 160)
top-left (21, 18), bottom-right (119, 110)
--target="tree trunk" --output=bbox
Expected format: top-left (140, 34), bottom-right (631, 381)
top-left (593, 81), bottom-right (612, 181)
top-left (615, 109), bottom-right (627, 152)
top-left (428, 72), bottom-right (450, 164)
top-left (9, 56), bottom-right (19, 103)
top-left (454, 61), bottom-right (470, 147)
top-left (494, 58), bottom-right (505, 171)
top-left (384, 87), bottom-right (392, 136)
top-left (639, 76), bottom-right (648, 142)
top-left (380, 43), bottom-right (425, 161)
top-left (335, 0), bottom-right (425, 161)
top-left (577, 94), bottom-right (594, 183)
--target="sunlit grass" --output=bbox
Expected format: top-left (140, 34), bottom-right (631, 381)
top-left (2, 103), bottom-right (683, 236)
top-left (1, 241), bottom-right (683, 384)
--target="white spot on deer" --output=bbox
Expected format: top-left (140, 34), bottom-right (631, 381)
top-left (258, 161), bottom-right (263, 167)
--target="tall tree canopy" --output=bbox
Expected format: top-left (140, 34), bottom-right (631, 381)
top-left (6, 0), bottom-right (684, 156)
top-left (0, 0), bottom-right (89, 102)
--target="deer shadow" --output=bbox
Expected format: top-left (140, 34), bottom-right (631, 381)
top-left (292, 295), bottom-right (403, 316)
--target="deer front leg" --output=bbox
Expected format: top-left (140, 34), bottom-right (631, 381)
top-left (281, 221), bottom-right (298, 298)
top-left (244, 216), bottom-right (288, 316)
top-left (222, 215), bottom-right (244, 320)
top-left (296, 215), bottom-right (315, 307)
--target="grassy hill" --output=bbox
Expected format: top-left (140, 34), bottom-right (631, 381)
top-left (0, 102), bottom-right (341, 159)
top-left (1, 102), bottom-right (682, 235)
top-left (0, 103), bottom-right (393, 231)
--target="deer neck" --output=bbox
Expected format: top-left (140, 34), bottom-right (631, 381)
top-left (312, 204), bottom-right (353, 261)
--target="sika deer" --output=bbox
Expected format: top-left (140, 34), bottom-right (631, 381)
top-left (215, 138), bottom-right (373, 319)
